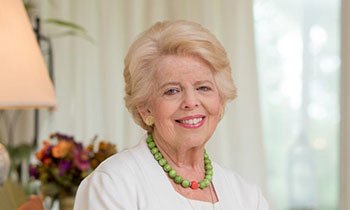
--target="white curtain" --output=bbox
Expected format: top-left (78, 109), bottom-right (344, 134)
top-left (340, 0), bottom-right (350, 209)
top-left (38, 0), bottom-right (267, 194)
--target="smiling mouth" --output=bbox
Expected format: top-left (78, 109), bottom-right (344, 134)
top-left (175, 116), bottom-right (205, 127)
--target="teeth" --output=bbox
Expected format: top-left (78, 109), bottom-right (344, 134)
top-left (180, 118), bottom-right (203, 125)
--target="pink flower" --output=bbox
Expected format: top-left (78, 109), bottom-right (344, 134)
top-left (73, 143), bottom-right (90, 171)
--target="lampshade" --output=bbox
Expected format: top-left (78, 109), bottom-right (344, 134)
top-left (0, 0), bottom-right (56, 109)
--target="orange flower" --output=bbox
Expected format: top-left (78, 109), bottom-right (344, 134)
top-left (86, 144), bottom-right (94, 152)
top-left (43, 158), bottom-right (52, 166)
top-left (52, 141), bottom-right (73, 158)
top-left (99, 141), bottom-right (108, 150)
top-left (36, 140), bottom-right (51, 160)
top-left (36, 150), bottom-right (44, 160)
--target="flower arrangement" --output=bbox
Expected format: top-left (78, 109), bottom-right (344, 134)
top-left (30, 133), bottom-right (117, 199)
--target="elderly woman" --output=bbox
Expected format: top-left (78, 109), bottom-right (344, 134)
top-left (74, 20), bottom-right (268, 210)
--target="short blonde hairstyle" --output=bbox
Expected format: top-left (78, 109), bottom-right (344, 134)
top-left (124, 20), bottom-right (236, 132)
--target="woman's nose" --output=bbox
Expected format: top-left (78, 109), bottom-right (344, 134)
top-left (181, 91), bottom-right (199, 110)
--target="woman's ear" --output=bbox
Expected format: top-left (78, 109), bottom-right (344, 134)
top-left (137, 105), bottom-right (151, 123)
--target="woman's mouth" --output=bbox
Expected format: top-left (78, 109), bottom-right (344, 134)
top-left (175, 115), bottom-right (206, 128)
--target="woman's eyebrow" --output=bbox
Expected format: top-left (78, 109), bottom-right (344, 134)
top-left (159, 80), bottom-right (214, 88)
top-left (194, 80), bottom-right (214, 85)
top-left (159, 82), bottom-right (180, 89)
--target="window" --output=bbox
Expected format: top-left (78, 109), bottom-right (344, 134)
top-left (253, 0), bottom-right (340, 209)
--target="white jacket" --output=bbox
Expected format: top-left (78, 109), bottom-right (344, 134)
top-left (74, 138), bottom-right (269, 210)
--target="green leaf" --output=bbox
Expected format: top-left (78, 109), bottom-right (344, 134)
top-left (44, 18), bottom-right (95, 43)
top-left (45, 18), bottom-right (86, 33)
top-left (49, 30), bottom-right (95, 43)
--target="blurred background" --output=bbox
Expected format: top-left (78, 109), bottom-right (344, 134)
top-left (0, 0), bottom-right (349, 210)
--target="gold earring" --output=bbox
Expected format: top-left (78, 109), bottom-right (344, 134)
top-left (145, 116), bottom-right (155, 126)
top-left (220, 113), bottom-right (224, 120)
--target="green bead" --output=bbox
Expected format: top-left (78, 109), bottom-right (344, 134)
top-left (205, 170), bottom-right (213, 175)
top-left (163, 164), bottom-right (172, 172)
top-left (204, 178), bottom-right (211, 185)
top-left (158, 158), bottom-right (167, 166)
top-left (204, 153), bottom-right (209, 159)
top-left (151, 147), bottom-right (159, 155)
top-left (199, 181), bottom-right (207, 189)
top-left (204, 159), bottom-right (211, 164)
top-left (146, 135), bottom-right (153, 143)
top-left (205, 164), bottom-right (213, 170)
top-left (174, 176), bottom-right (183, 184)
top-left (148, 142), bottom-right (156, 149)
top-left (181, 180), bottom-right (190, 188)
top-left (205, 175), bottom-right (212, 181)
top-left (154, 152), bottom-right (163, 160)
top-left (169, 169), bottom-right (177, 178)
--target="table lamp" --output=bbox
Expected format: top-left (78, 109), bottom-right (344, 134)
top-left (0, 0), bottom-right (57, 183)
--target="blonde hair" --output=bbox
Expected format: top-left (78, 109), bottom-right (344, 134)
top-left (124, 20), bottom-right (236, 132)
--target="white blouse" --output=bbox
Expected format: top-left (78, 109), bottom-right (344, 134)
top-left (74, 138), bottom-right (269, 210)
top-left (187, 199), bottom-right (221, 210)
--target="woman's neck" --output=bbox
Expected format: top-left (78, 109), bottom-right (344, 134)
top-left (152, 132), bottom-right (205, 170)
top-left (149, 133), bottom-right (218, 203)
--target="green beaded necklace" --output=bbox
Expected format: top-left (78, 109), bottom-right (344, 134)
top-left (146, 134), bottom-right (213, 190)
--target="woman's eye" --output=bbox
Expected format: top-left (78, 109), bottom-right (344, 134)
top-left (197, 86), bottom-right (212, 91)
top-left (164, 88), bottom-right (180, 95)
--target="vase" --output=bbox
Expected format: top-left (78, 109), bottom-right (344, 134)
top-left (59, 196), bottom-right (75, 210)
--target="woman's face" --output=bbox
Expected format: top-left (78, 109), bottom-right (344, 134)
top-left (141, 55), bottom-right (224, 150)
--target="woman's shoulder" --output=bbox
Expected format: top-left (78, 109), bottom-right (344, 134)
top-left (74, 141), bottom-right (147, 210)
top-left (94, 140), bottom-right (146, 177)
top-left (215, 163), bottom-right (256, 190)
top-left (212, 162), bottom-right (269, 209)
top-left (78, 148), bottom-right (138, 193)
